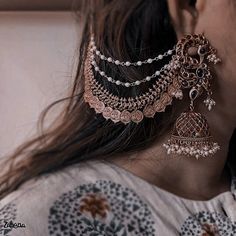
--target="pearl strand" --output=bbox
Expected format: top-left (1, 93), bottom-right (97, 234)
top-left (90, 36), bottom-right (175, 67)
top-left (91, 57), bottom-right (171, 87)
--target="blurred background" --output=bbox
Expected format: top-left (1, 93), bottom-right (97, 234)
top-left (0, 0), bottom-right (74, 11)
top-left (0, 0), bottom-right (81, 157)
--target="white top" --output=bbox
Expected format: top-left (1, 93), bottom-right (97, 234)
top-left (0, 160), bottom-right (236, 236)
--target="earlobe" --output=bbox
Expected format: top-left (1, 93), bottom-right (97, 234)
top-left (196, 0), bottom-right (205, 12)
top-left (167, 0), bottom-right (198, 39)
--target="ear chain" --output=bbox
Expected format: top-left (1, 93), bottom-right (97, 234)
top-left (90, 35), bottom-right (175, 67)
top-left (90, 35), bottom-right (176, 87)
top-left (84, 33), bottom-right (221, 158)
top-left (84, 38), bottom-right (182, 124)
top-left (91, 58), bottom-right (172, 87)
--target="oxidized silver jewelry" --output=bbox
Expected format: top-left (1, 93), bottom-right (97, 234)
top-left (163, 34), bottom-right (221, 158)
top-left (84, 34), bottom-right (221, 158)
top-left (84, 40), bottom-right (181, 123)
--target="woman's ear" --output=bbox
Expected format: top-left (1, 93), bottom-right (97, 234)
top-left (167, 0), bottom-right (200, 39)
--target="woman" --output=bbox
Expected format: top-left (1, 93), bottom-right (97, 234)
top-left (1, 0), bottom-right (236, 235)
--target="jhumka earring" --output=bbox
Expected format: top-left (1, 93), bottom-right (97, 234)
top-left (84, 33), bottom-right (221, 159)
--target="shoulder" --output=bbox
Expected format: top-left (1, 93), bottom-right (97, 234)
top-left (0, 160), bottom-right (108, 236)
top-left (0, 160), bottom-right (117, 213)
top-left (0, 160), bottom-right (157, 236)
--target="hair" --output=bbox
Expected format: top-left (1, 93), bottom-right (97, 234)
top-left (0, 0), bottom-right (235, 200)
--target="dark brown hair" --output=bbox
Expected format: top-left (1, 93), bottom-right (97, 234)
top-left (0, 0), bottom-right (204, 199)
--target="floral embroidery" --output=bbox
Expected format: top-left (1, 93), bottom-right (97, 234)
top-left (79, 193), bottom-right (110, 219)
top-left (180, 211), bottom-right (236, 236)
top-left (201, 223), bottom-right (220, 236)
top-left (0, 203), bottom-right (17, 236)
top-left (48, 180), bottom-right (156, 236)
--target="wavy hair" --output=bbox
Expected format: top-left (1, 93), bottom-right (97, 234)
top-left (4, 0), bottom-right (231, 199)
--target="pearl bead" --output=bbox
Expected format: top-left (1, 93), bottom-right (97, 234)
top-left (158, 55), bottom-right (163, 60)
top-left (108, 77), bottom-right (112, 82)
top-left (125, 62), bottom-right (131, 66)
top-left (100, 72), bottom-right (105, 76)
top-left (100, 55), bottom-right (105, 60)
top-left (96, 51), bottom-right (100, 55)
top-left (95, 67), bottom-right (99, 71)
top-left (107, 57), bottom-right (112, 62)
top-left (146, 76), bottom-right (151, 81)
top-left (116, 80), bottom-right (121, 85)
top-left (168, 50), bottom-right (172, 55)
top-left (147, 59), bottom-right (153, 63)
top-left (155, 71), bottom-right (160, 76)
top-left (125, 83), bottom-right (130, 87)
top-left (137, 61), bottom-right (142, 66)
top-left (115, 60), bottom-right (120, 65)
top-left (135, 81), bottom-right (141, 85)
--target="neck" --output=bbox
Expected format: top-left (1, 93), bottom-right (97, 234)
top-left (109, 102), bottom-right (235, 201)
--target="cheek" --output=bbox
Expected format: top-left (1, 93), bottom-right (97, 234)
top-left (195, 1), bottom-right (235, 50)
top-left (195, 1), bottom-right (236, 82)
